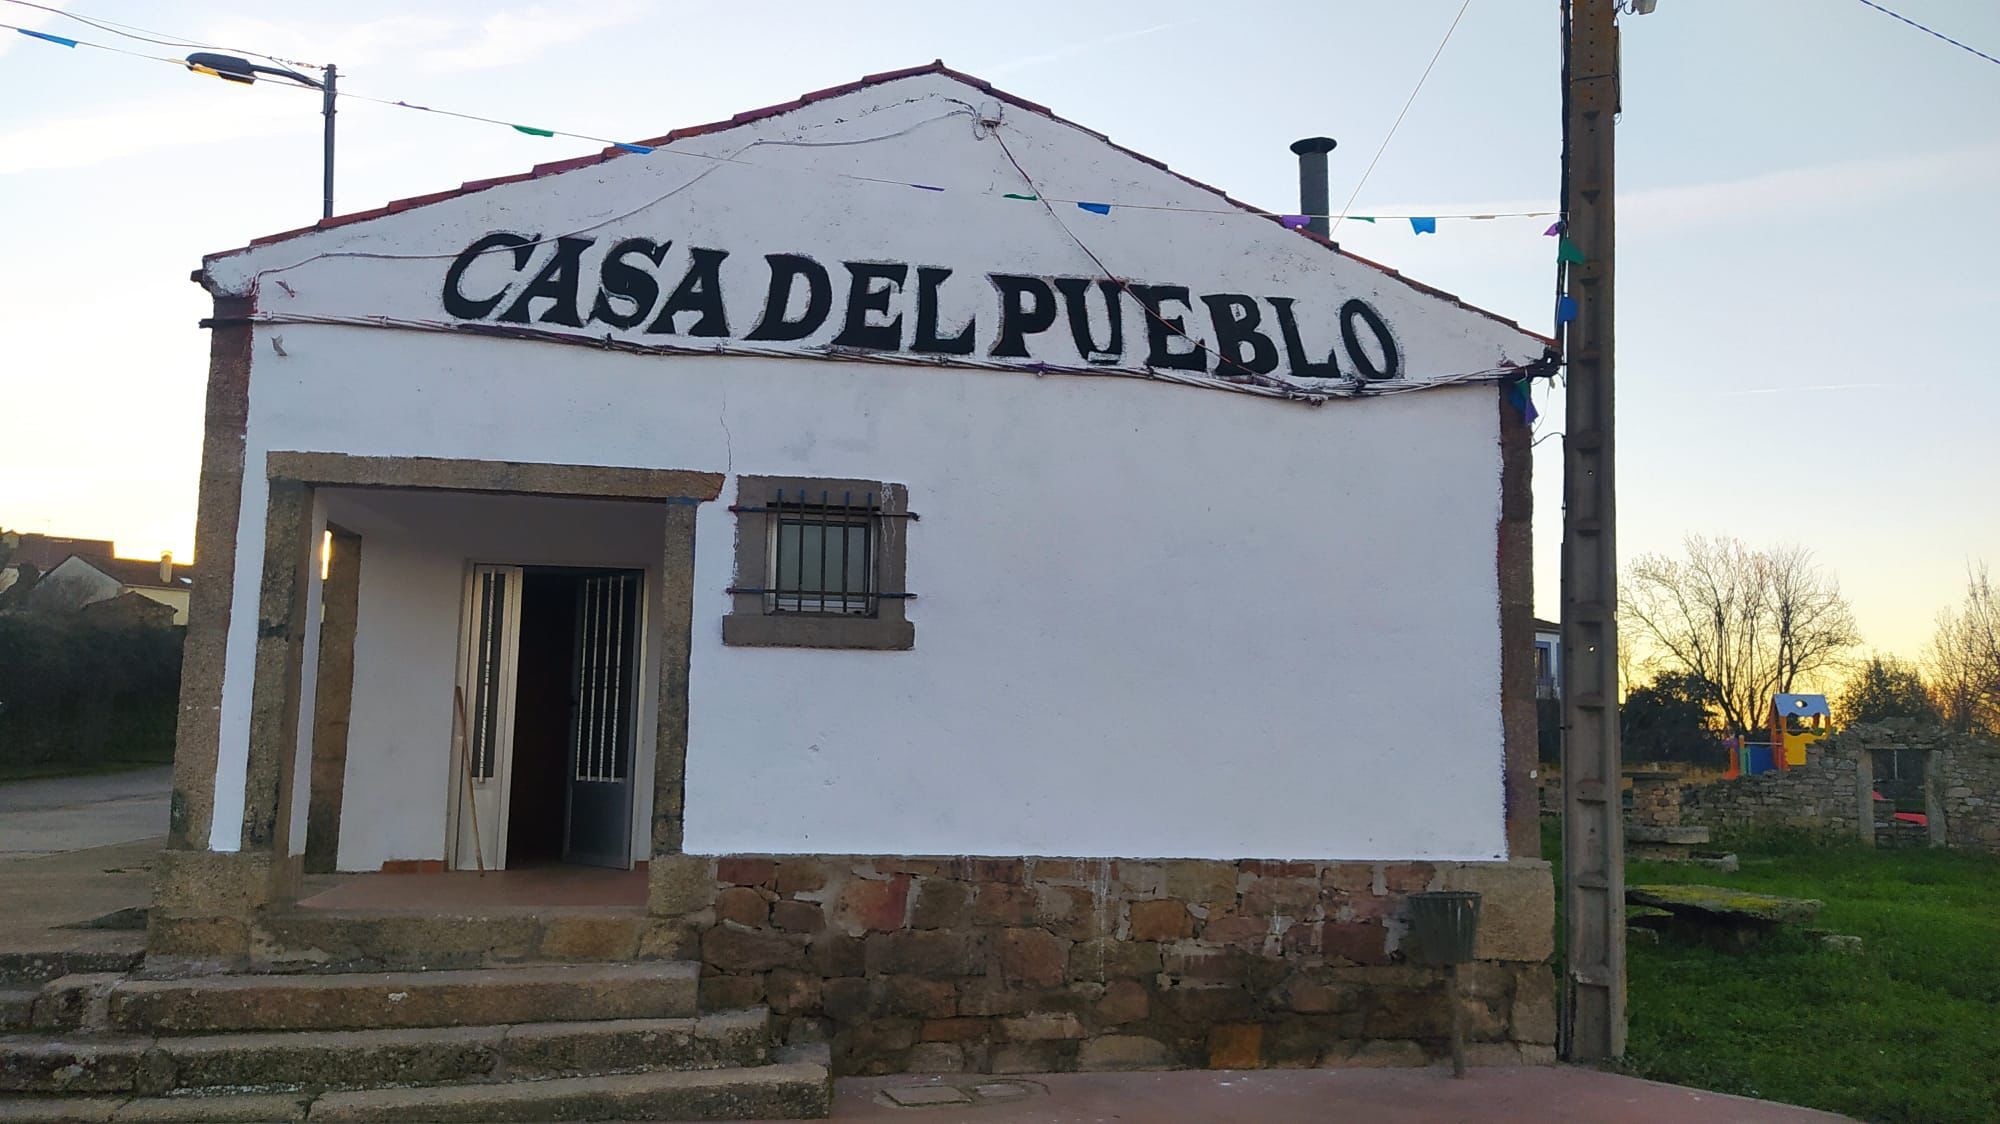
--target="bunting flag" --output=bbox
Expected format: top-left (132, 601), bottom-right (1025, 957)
top-left (1556, 295), bottom-right (1578, 324)
top-left (16, 27), bottom-right (77, 47)
top-left (511, 124), bottom-right (555, 138)
top-left (1003, 192), bottom-right (1039, 201)
top-left (1556, 236), bottom-right (1586, 264)
top-left (1349, 216), bottom-right (1377, 223)
top-left (1543, 220), bottom-right (1564, 236)
top-left (1279, 215), bottom-right (1311, 231)
top-left (1077, 202), bottom-right (1111, 215)
top-left (1508, 378), bottom-right (1539, 424)
top-left (1409, 217), bottom-right (1437, 235)
top-left (911, 184), bottom-right (945, 192)
top-left (613, 142), bottom-right (655, 155)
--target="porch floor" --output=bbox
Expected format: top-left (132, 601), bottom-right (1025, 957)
top-left (296, 863), bottom-right (647, 912)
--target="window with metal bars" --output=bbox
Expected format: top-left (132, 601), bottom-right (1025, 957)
top-left (725, 475), bottom-right (916, 650)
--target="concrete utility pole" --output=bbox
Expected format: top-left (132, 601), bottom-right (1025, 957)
top-left (1559, 0), bottom-right (1625, 1062)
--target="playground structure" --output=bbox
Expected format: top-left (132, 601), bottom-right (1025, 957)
top-left (1723, 694), bottom-right (1831, 778)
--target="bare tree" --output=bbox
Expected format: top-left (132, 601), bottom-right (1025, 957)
top-left (1620, 535), bottom-right (1860, 736)
top-left (1927, 564), bottom-right (2000, 736)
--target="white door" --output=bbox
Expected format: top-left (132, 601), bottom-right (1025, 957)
top-left (448, 564), bottom-right (522, 870)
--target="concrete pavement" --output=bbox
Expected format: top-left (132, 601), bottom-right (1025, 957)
top-left (0, 765), bottom-right (169, 859)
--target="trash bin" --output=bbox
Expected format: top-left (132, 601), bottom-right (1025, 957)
top-left (1406, 890), bottom-right (1482, 965)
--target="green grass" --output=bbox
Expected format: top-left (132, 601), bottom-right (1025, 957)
top-left (1546, 820), bottom-right (2000, 1122)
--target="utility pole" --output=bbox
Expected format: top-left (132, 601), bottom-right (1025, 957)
top-left (321, 63), bottom-right (338, 219)
top-left (1559, 0), bottom-right (1625, 1062)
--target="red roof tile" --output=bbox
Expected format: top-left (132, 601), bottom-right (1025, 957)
top-left (217, 60), bottom-right (1547, 342)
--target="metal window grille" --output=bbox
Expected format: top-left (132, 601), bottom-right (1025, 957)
top-left (470, 570), bottom-right (505, 779)
top-left (573, 572), bottom-right (635, 783)
top-left (767, 489), bottom-right (878, 616)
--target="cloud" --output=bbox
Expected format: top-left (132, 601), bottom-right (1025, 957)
top-left (420, 1), bottom-right (647, 73)
top-left (1621, 141), bottom-right (2000, 231)
top-left (0, 88), bottom-right (305, 174)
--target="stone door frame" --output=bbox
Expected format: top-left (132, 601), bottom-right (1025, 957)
top-left (154, 450), bottom-right (720, 955)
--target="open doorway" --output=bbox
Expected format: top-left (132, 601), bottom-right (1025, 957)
top-left (449, 565), bottom-right (643, 871)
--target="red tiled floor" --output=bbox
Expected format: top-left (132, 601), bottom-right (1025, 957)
top-left (773, 1067), bottom-right (1851, 1123)
top-left (295, 863), bottom-right (646, 912)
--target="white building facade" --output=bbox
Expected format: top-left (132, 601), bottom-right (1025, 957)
top-left (157, 64), bottom-right (1555, 1075)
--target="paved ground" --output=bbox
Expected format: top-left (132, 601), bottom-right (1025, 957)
top-left (803, 1068), bottom-right (1851, 1122)
top-left (0, 766), bottom-right (170, 859)
top-left (0, 838), bottom-right (153, 958)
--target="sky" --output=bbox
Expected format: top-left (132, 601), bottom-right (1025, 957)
top-left (1, 0), bottom-right (1995, 669)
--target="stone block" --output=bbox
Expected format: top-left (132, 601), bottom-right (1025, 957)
top-left (908, 880), bottom-right (972, 930)
top-left (1077, 1034), bottom-right (1172, 1071)
top-left (865, 931), bottom-right (986, 977)
top-left (714, 888), bottom-right (770, 928)
top-left (921, 1017), bottom-right (992, 1042)
top-left (1095, 979), bottom-right (1149, 1024)
top-left (834, 875), bottom-right (911, 934)
top-left (1241, 860), bottom-right (1317, 879)
top-left (1206, 1023), bottom-right (1263, 1069)
top-left (773, 858), bottom-right (829, 895)
top-left (841, 1019), bottom-right (918, 1073)
top-left (964, 859), bottom-right (1023, 885)
top-left (646, 854), bottom-right (716, 917)
top-left (1128, 899), bottom-right (1193, 941)
top-left (715, 857), bottom-right (777, 889)
top-left (1000, 1013), bottom-right (1083, 1041)
top-left (697, 973), bottom-right (764, 1012)
top-left (989, 1041), bottom-right (1058, 1074)
top-left (1067, 939), bottom-right (1161, 981)
top-left (821, 978), bottom-right (879, 1023)
top-left (152, 850), bottom-right (272, 917)
top-left (974, 884), bottom-right (1039, 927)
top-left (146, 914), bottom-right (251, 963)
top-left (905, 1042), bottom-right (966, 1073)
top-left (1510, 965), bottom-right (1557, 1045)
top-left (882, 977), bottom-right (958, 1019)
top-left (537, 915), bottom-right (640, 961)
top-left (1162, 861), bottom-right (1238, 907)
top-left (1159, 985), bottom-right (1256, 1023)
top-left (1201, 914), bottom-right (1274, 949)
top-left (770, 900), bottom-right (823, 934)
top-left (1111, 861), bottom-right (1165, 898)
top-left (997, 929), bottom-right (1068, 988)
top-left (765, 968), bottom-right (821, 1015)
top-left (1242, 878), bottom-right (1320, 917)
top-left (1034, 885), bottom-right (1101, 941)
top-left (635, 919), bottom-right (702, 961)
top-left (1365, 989), bottom-right (1448, 1039)
top-left (1279, 975), bottom-right (1358, 1014)
top-left (810, 933), bottom-right (866, 978)
top-left (1322, 865), bottom-right (1374, 895)
top-left (701, 925), bottom-right (804, 973)
top-left (955, 981), bottom-right (1030, 1017)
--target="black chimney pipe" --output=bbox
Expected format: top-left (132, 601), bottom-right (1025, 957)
top-left (1289, 136), bottom-right (1338, 238)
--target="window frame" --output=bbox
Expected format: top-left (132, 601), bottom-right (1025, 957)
top-left (723, 474), bottom-right (914, 650)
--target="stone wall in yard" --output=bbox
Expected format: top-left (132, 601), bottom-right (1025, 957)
top-left (1677, 721), bottom-right (2000, 853)
top-left (1681, 735), bottom-right (1868, 841)
top-left (647, 854), bottom-right (1555, 1076)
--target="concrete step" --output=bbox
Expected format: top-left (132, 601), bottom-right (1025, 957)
top-left (308, 1060), bottom-right (830, 1122)
top-left (0, 951), bottom-right (144, 989)
top-left (0, 1060), bottom-right (828, 1122)
top-left (0, 1008), bottom-right (769, 1095)
top-left (103, 962), bottom-right (698, 1035)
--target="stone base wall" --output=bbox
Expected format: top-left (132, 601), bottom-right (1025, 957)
top-left (648, 854), bottom-right (1554, 1076)
top-left (1936, 738), bottom-right (2000, 854)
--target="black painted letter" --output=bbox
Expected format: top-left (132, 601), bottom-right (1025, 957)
top-left (745, 254), bottom-right (833, 341)
top-left (1267, 297), bottom-right (1342, 380)
top-left (590, 238), bottom-right (670, 330)
top-left (647, 248), bottom-right (730, 337)
top-left (1339, 299), bottom-right (1401, 380)
top-left (1200, 294), bottom-right (1280, 376)
top-left (1054, 278), bottom-right (1123, 364)
top-left (443, 232), bottom-right (537, 320)
top-left (911, 266), bottom-right (975, 355)
top-left (832, 262), bottom-right (909, 351)
top-left (989, 274), bottom-right (1057, 359)
top-left (498, 236), bottom-right (594, 327)
top-left (1129, 284), bottom-right (1208, 372)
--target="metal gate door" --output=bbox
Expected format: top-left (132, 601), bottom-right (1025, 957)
top-left (564, 570), bottom-right (640, 868)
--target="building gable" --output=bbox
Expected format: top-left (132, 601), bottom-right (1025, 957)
top-left (202, 65), bottom-right (1547, 402)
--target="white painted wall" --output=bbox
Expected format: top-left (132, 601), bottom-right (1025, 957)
top-left (198, 70), bottom-right (1539, 863)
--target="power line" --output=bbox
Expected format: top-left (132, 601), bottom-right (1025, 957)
top-left (0, 0), bottom-right (322, 70)
top-left (1328, 0), bottom-right (1475, 240)
top-left (1852, 0), bottom-right (2000, 68)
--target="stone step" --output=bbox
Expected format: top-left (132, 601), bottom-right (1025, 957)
top-left (308, 1061), bottom-right (830, 1122)
top-left (251, 910), bottom-right (650, 972)
top-left (0, 1008), bottom-right (769, 1095)
top-left (0, 951), bottom-right (144, 989)
top-left (100, 962), bottom-right (698, 1035)
top-left (0, 995), bottom-right (32, 1035)
top-left (0, 1060), bottom-right (829, 1122)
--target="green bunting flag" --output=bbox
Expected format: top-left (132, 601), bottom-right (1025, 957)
top-left (511, 124), bottom-right (555, 138)
top-left (1557, 236), bottom-right (1586, 264)
top-left (1002, 192), bottom-right (1039, 201)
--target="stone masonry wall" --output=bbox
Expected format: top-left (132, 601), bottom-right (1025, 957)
top-left (647, 855), bottom-right (1554, 1076)
top-left (1681, 736), bottom-right (1867, 840)
top-left (1934, 736), bottom-right (2000, 855)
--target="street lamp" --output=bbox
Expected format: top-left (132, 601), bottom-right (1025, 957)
top-left (185, 52), bottom-right (338, 220)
